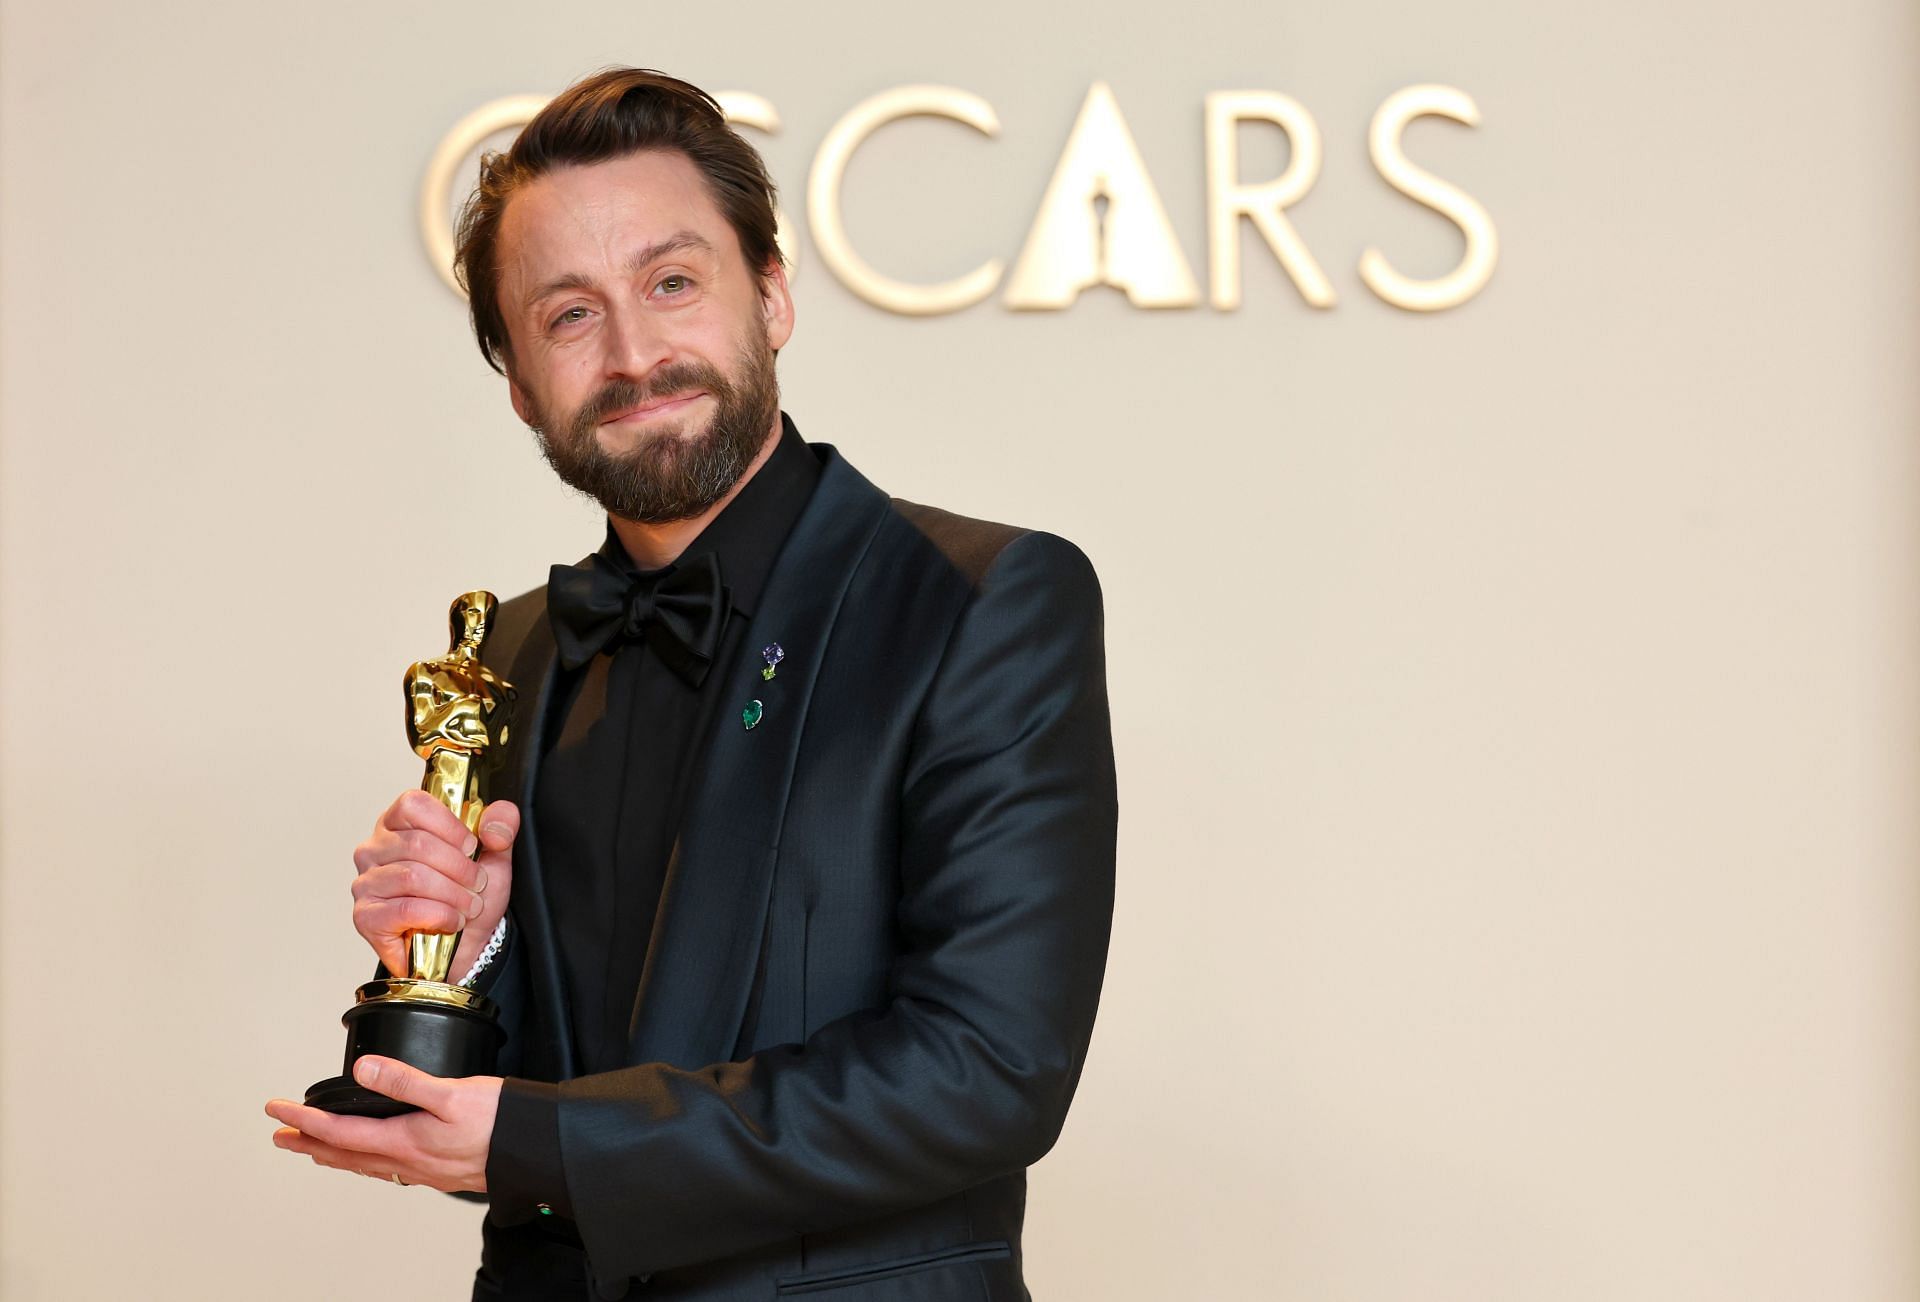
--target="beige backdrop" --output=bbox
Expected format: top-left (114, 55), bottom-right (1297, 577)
top-left (2, 1), bottom-right (1916, 1298)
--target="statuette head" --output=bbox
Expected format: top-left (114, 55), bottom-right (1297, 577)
top-left (449, 590), bottom-right (498, 652)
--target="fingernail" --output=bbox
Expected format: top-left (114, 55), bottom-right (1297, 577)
top-left (354, 1058), bottom-right (380, 1087)
top-left (483, 821), bottom-right (508, 841)
top-left (475, 867), bottom-right (488, 893)
top-left (462, 834), bottom-right (479, 857)
top-left (467, 892), bottom-right (483, 918)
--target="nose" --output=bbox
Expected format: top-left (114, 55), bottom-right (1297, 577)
top-left (601, 297), bottom-right (673, 386)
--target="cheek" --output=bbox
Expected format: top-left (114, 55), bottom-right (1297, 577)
top-left (537, 354), bottom-right (603, 413)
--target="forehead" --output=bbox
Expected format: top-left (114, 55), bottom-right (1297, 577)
top-left (497, 149), bottom-right (745, 286)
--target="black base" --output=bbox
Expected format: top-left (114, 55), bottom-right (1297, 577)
top-left (304, 980), bottom-right (505, 1115)
top-left (303, 1076), bottom-right (420, 1118)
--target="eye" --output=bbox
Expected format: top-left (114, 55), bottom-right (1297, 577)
top-left (656, 274), bottom-right (690, 296)
top-left (551, 306), bottom-right (590, 329)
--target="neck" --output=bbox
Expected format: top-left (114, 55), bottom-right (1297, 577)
top-left (607, 416), bottom-right (783, 571)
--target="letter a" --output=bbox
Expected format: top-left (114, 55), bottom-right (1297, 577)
top-left (1004, 82), bottom-right (1199, 310)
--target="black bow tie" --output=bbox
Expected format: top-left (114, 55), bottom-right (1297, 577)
top-left (547, 549), bottom-right (728, 685)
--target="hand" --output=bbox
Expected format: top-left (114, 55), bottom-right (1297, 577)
top-left (267, 1056), bottom-right (500, 1193)
top-left (351, 791), bottom-right (519, 979)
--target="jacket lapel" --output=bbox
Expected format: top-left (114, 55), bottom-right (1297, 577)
top-left (495, 609), bottom-right (579, 1080)
top-left (626, 445), bottom-right (891, 1069)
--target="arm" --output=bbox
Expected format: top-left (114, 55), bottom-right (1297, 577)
top-left (546, 530), bottom-right (1117, 1280)
top-left (266, 799), bottom-right (522, 1191)
top-left (413, 691), bottom-right (489, 750)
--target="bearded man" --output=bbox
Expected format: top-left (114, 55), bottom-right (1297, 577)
top-left (266, 67), bottom-right (1116, 1302)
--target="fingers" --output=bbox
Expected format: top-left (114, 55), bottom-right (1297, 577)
top-left (450, 803), bottom-right (518, 979)
top-left (378, 788), bottom-right (474, 845)
top-left (270, 1124), bottom-right (377, 1170)
top-left (354, 897), bottom-right (473, 975)
top-left (265, 1090), bottom-right (420, 1156)
top-left (352, 853), bottom-right (486, 919)
top-left (352, 1055), bottom-right (453, 1119)
top-left (355, 823), bottom-right (485, 892)
top-left (470, 807), bottom-right (517, 915)
top-left (271, 1126), bottom-right (421, 1188)
top-left (374, 936), bottom-right (406, 981)
top-left (266, 1072), bottom-right (495, 1196)
top-left (264, 1073), bottom-right (447, 1148)
top-left (351, 794), bottom-right (518, 975)
top-left (265, 1098), bottom-right (402, 1160)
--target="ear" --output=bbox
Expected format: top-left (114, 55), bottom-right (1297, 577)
top-left (758, 259), bottom-right (795, 353)
top-left (507, 372), bottom-right (535, 428)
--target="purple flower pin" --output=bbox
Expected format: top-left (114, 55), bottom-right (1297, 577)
top-left (761, 641), bottom-right (785, 681)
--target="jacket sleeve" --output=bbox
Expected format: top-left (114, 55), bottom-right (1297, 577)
top-left (513, 529), bottom-right (1118, 1282)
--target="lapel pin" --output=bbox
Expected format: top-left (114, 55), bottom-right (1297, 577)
top-left (761, 641), bottom-right (785, 681)
top-left (742, 699), bottom-right (764, 731)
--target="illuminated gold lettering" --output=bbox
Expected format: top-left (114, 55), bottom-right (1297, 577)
top-left (1205, 91), bottom-right (1334, 310)
top-left (807, 86), bottom-right (1003, 316)
top-left (422, 80), bottom-right (1500, 319)
top-left (418, 95), bottom-right (550, 296)
top-left (1003, 82), bottom-right (1199, 310)
top-left (1359, 85), bottom-right (1498, 312)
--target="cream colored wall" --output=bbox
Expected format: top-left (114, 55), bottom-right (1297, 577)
top-left (2, 2), bottom-right (1916, 1298)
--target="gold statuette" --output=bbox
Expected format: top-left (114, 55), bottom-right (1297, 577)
top-left (303, 591), bottom-right (515, 1117)
top-left (403, 591), bottom-right (515, 984)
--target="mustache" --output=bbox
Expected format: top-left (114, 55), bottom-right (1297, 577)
top-left (576, 362), bottom-right (730, 428)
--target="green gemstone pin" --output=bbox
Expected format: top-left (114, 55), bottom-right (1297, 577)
top-left (761, 641), bottom-right (785, 681)
top-left (742, 698), bottom-right (764, 730)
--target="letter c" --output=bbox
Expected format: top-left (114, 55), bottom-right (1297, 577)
top-left (807, 86), bottom-right (1003, 316)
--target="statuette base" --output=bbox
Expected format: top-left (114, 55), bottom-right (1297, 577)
top-left (303, 978), bottom-right (504, 1117)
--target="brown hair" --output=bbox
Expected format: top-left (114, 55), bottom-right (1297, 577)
top-left (453, 67), bottom-right (783, 375)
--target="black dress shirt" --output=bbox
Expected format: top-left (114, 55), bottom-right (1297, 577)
top-left (487, 414), bottom-right (821, 1228)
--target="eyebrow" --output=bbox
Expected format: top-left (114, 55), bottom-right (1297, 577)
top-left (524, 232), bottom-right (716, 309)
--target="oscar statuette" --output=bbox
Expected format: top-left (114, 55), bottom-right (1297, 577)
top-left (304, 591), bottom-right (517, 1117)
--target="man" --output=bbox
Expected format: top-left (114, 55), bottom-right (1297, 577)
top-left (267, 67), bottom-right (1116, 1301)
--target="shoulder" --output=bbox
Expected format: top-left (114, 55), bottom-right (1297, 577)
top-left (796, 441), bottom-right (1103, 604)
top-left (494, 585), bottom-right (548, 638)
top-left (885, 498), bottom-right (1026, 588)
top-left (874, 501), bottom-right (1105, 691)
top-left (883, 497), bottom-right (1101, 601)
top-left (480, 585), bottom-right (549, 671)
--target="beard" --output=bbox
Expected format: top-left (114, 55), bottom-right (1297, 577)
top-left (524, 333), bottom-right (779, 524)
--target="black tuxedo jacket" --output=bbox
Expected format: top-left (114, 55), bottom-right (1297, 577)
top-left (469, 441), bottom-right (1117, 1300)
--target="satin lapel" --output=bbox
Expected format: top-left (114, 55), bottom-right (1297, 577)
top-left (497, 607), bottom-right (578, 1080)
top-left (627, 446), bottom-right (890, 1069)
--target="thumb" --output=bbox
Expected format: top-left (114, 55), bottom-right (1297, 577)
top-left (476, 799), bottom-right (520, 857)
top-left (353, 1055), bottom-right (452, 1118)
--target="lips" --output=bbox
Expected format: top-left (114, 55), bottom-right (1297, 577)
top-left (602, 391), bottom-right (706, 425)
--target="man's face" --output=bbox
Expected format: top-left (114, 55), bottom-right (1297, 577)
top-left (494, 150), bottom-right (794, 524)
